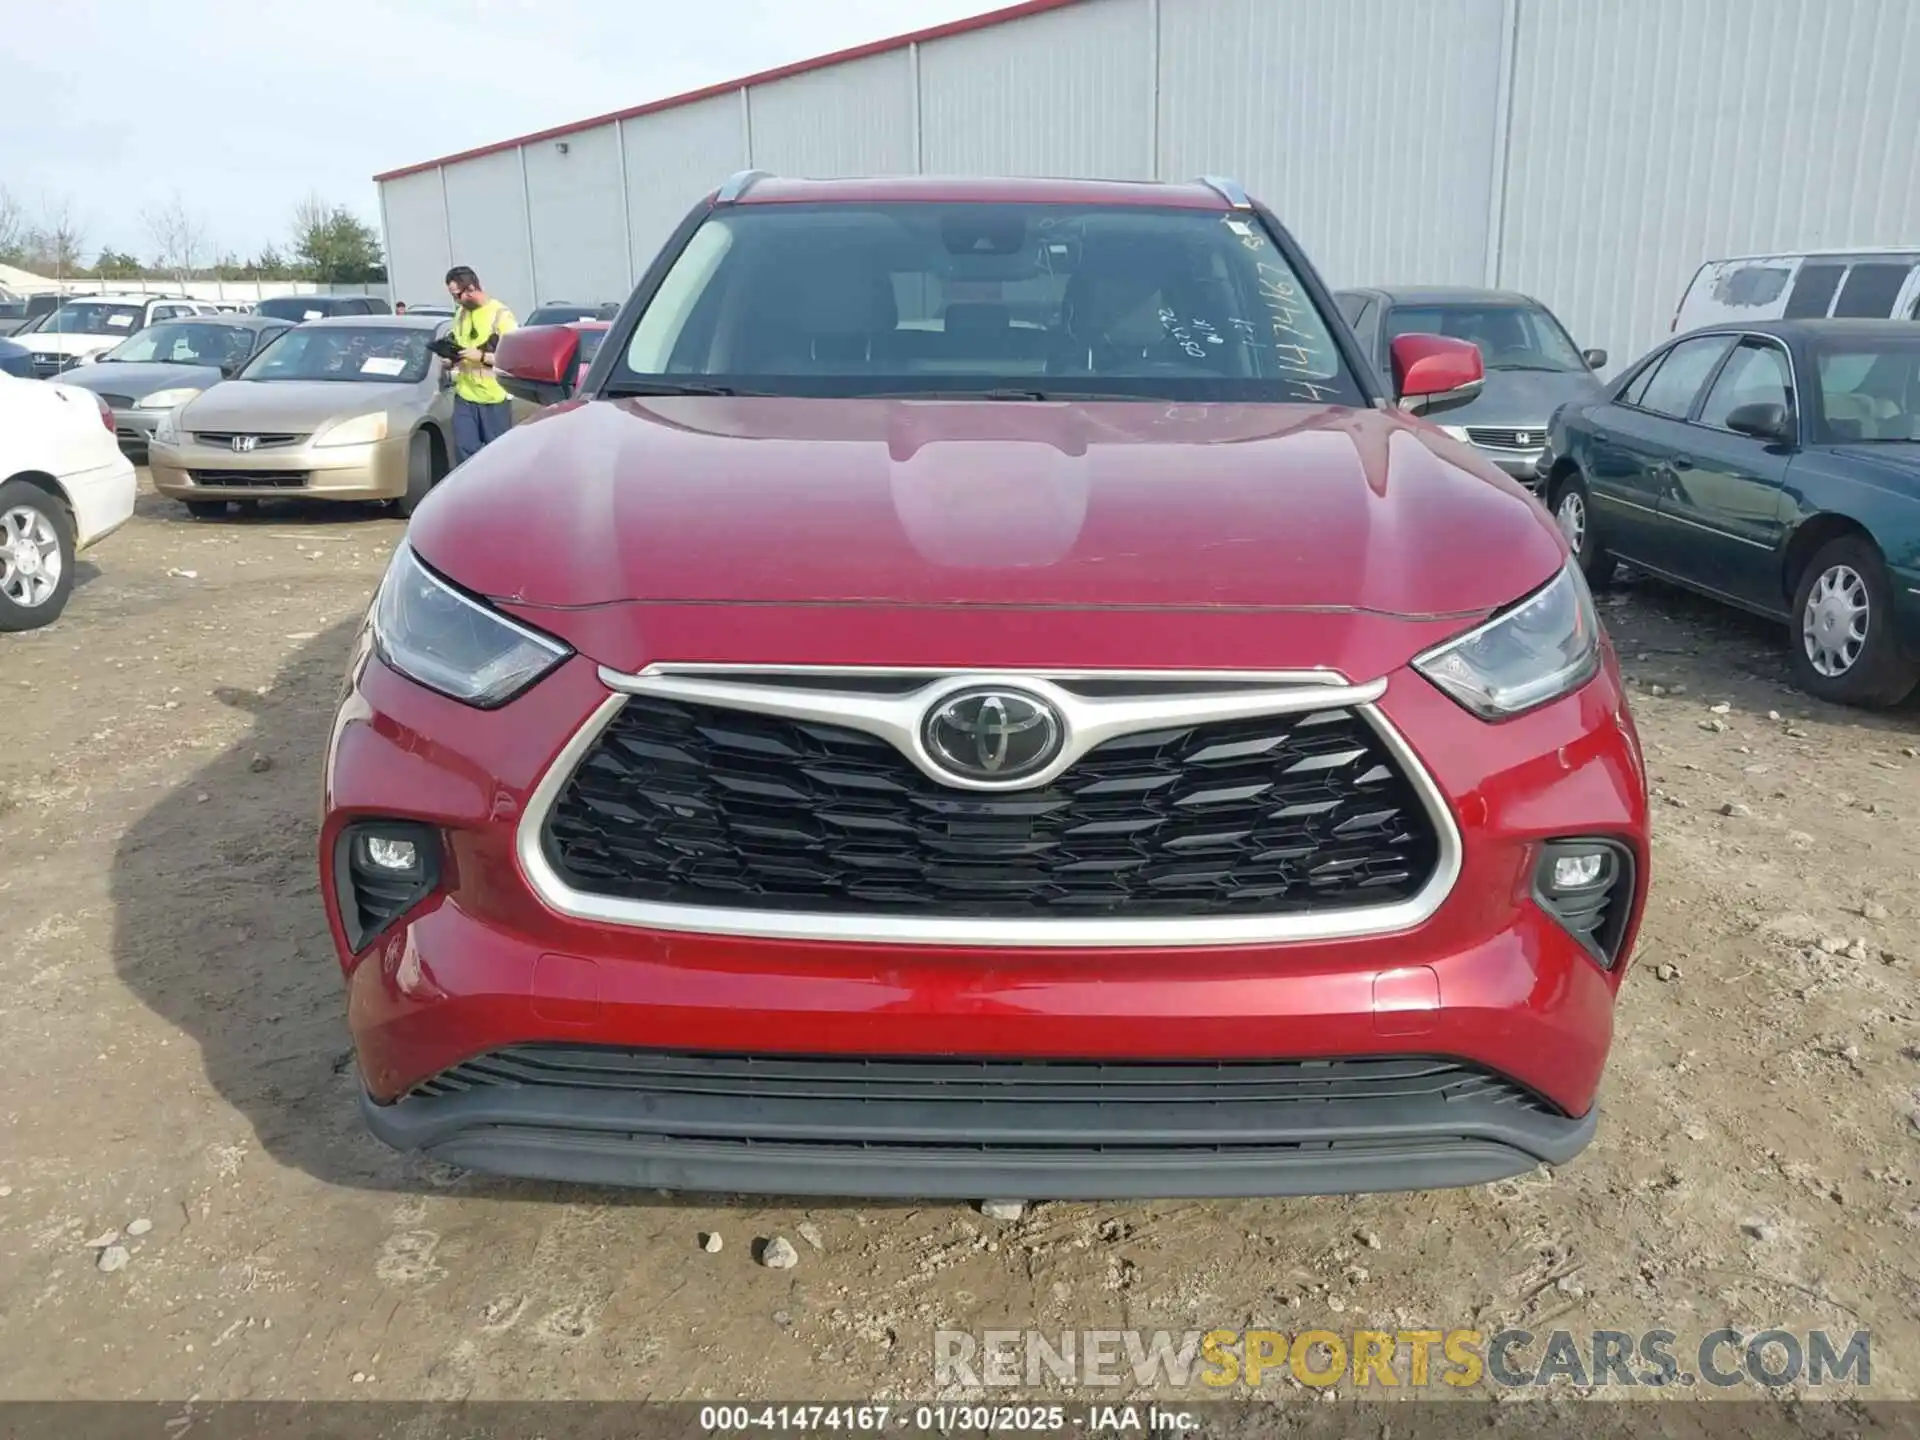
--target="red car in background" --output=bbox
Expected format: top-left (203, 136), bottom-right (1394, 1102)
top-left (320, 173), bottom-right (1648, 1200)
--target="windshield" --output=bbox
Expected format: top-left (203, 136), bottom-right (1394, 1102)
top-left (1383, 303), bottom-right (1586, 372)
top-left (610, 201), bottom-right (1361, 404)
top-left (43, 302), bottom-right (145, 337)
top-left (254, 296), bottom-right (334, 322)
top-left (1812, 338), bottom-right (1920, 442)
top-left (238, 325), bottom-right (432, 384)
top-left (98, 321), bottom-right (257, 368)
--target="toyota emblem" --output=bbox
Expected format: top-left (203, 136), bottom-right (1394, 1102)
top-left (922, 687), bottom-right (1065, 784)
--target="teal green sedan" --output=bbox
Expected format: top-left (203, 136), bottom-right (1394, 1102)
top-left (1539, 319), bottom-right (1920, 708)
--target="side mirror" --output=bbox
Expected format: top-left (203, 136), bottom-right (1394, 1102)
top-left (1725, 401), bottom-right (1793, 444)
top-left (1390, 333), bottom-right (1485, 417)
top-left (1582, 348), bottom-right (1608, 369)
top-left (493, 324), bottom-right (580, 407)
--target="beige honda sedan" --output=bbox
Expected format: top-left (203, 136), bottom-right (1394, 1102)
top-left (148, 315), bottom-right (459, 517)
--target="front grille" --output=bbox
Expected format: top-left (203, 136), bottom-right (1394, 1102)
top-left (30, 355), bottom-right (65, 378)
top-left (408, 1047), bottom-right (1555, 1117)
top-left (1465, 426), bottom-right (1545, 450)
top-left (187, 470), bottom-right (310, 488)
top-left (542, 696), bottom-right (1441, 919)
top-left (191, 431), bottom-right (306, 449)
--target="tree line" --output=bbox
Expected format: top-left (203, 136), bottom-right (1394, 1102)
top-left (0, 189), bottom-right (386, 285)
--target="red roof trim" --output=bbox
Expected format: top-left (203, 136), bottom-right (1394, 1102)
top-left (372, 0), bottom-right (1087, 183)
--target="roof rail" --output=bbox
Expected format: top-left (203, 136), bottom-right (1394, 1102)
top-left (716, 169), bottom-right (772, 203)
top-left (1196, 175), bottom-right (1253, 210)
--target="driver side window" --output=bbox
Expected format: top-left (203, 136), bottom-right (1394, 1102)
top-left (1697, 339), bottom-right (1792, 432)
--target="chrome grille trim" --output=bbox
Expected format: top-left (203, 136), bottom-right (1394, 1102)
top-left (515, 664), bottom-right (1463, 948)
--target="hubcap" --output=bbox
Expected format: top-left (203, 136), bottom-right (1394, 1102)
top-left (1555, 491), bottom-right (1587, 552)
top-left (1802, 563), bottom-right (1869, 677)
top-left (0, 505), bottom-right (61, 609)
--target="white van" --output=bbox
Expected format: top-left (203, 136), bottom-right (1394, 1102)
top-left (1670, 249), bottom-right (1920, 333)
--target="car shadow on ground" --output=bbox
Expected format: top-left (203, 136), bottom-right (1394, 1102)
top-left (108, 620), bottom-right (915, 1211)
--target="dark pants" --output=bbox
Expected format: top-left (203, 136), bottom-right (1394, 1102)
top-left (452, 398), bottom-right (514, 463)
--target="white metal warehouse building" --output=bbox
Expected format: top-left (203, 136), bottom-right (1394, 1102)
top-left (375, 0), bottom-right (1920, 371)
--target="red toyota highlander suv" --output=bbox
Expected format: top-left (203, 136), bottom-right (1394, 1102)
top-left (321, 173), bottom-right (1649, 1200)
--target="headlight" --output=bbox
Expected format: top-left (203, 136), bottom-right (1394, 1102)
top-left (316, 412), bottom-right (389, 447)
top-left (153, 408), bottom-right (184, 444)
top-left (1413, 560), bottom-right (1601, 719)
top-left (135, 387), bottom-right (201, 410)
top-left (1438, 425), bottom-right (1470, 441)
top-left (370, 544), bottom-right (570, 708)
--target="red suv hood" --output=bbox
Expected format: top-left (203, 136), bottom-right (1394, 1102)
top-left (410, 397), bottom-right (1565, 617)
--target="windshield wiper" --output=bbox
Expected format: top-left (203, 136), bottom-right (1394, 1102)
top-left (1487, 362), bottom-right (1576, 373)
top-left (604, 380), bottom-right (749, 397)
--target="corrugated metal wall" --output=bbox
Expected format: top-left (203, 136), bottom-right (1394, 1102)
top-left (920, 0), bottom-right (1154, 178)
top-left (440, 150), bottom-right (536, 316)
top-left (382, 0), bottom-right (1920, 362)
top-left (1156, 0), bottom-right (1504, 288)
top-left (1498, 0), bottom-right (1920, 369)
top-left (748, 50), bottom-right (917, 177)
top-left (524, 121), bottom-right (629, 309)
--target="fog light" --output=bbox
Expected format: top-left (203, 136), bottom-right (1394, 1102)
top-left (363, 835), bottom-right (419, 873)
top-left (335, 822), bottom-right (442, 952)
top-left (1551, 852), bottom-right (1605, 890)
top-left (1533, 839), bottom-right (1634, 968)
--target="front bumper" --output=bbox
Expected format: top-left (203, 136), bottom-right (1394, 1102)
top-left (1482, 446), bottom-right (1547, 492)
top-left (110, 407), bottom-right (164, 455)
top-left (321, 628), bottom-right (1648, 1199)
top-left (359, 1048), bottom-right (1597, 1199)
top-left (148, 433), bottom-right (410, 501)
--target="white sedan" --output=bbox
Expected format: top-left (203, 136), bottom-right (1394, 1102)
top-left (0, 375), bottom-right (137, 630)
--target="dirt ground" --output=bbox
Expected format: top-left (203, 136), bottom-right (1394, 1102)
top-left (2, 473), bottom-right (1918, 1405)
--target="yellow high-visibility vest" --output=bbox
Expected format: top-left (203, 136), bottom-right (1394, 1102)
top-left (450, 300), bottom-right (517, 404)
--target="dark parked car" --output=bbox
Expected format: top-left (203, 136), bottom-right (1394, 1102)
top-left (253, 294), bottom-right (392, 322)
top-left (57, 315), bottom-right (293, 458)
top-left (0, 335), bottom-right (34, 378)
top-left (1335, 287), bottom-right (1607, 490)
top-left (321, 172), bottom-right (1649, 1203)
top-left (1540, 318), bottom-right (1920, 707)
top-left (0, 291), bottom-right (62, 336)
top-left (525, 301), bottom-right (618, 326)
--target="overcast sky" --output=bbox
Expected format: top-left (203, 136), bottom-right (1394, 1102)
top-left (1, 0), bottom-right (1004, 265)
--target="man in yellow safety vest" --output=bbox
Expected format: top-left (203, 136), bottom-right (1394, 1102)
top-left (443, 265), bottom-right (519, 462)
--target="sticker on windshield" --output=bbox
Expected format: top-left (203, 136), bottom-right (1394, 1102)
top-left (360, 356), bottom-right (406, 376)
top-left (107, 315), bottom-right (134, 327)
top-left (304, 310), bottom-right (324, 320)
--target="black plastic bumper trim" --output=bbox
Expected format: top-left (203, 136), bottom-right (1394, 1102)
top-left (358, 1071), bottom-right (1596, 1201)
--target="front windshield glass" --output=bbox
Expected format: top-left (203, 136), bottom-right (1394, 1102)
top-left (1383, 303), bottom-right (1587, 372)
top-left (611, 201), bottom-right (1362, 404)
top-left (239, 325), bottom-right (431, 383)
top-left (44, 302), bottom-right (145, 337)
top-left (1813, 338), bottom-right (1920, 442)
top-left (98, 321), bottom-right (255, 368)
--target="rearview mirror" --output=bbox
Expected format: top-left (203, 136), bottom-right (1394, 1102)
top-left (1725, 401), bottom-right (1792, 444)
top-left (493, 324), bottom-right (580, 407)
top-left (1390, 333), bottom-right (1485, 417)
top-left (1582, 347), bottom-right (1608, 369)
